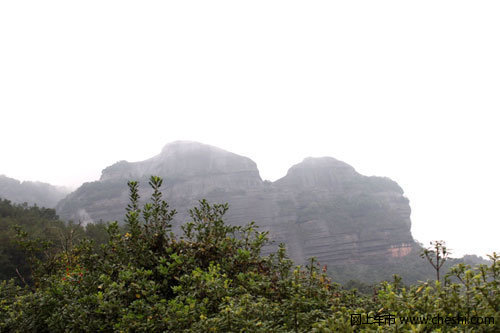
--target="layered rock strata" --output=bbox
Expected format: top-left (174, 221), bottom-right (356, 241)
top-left (57, 141), bottom-right (414, 266)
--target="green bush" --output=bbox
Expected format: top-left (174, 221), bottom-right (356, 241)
top-left (0, 176), bottom-right (498, 332)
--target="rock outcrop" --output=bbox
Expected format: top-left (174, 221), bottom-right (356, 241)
top-left (57, 141), bottom-right (414, 268)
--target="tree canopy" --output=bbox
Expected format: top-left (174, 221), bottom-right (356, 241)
top-left (0, 177), bottom-right (498, 332)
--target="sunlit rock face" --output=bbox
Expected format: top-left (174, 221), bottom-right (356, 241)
top-left (57, 141), bottom-right (414, 266)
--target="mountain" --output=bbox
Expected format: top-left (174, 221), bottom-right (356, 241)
top-left (0, 175), bottom-right (70, 208)
top-left (57, 141), bottom-right (416, 281)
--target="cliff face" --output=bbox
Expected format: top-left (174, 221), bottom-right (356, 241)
top-left (57, 141), bottom-right (414, 266)
top-left (100, 141), bottom-right (262, 191)
top-left (0, 175), bottom-right (69, 208)
top-left (269, 157), bottom-right (413, 264)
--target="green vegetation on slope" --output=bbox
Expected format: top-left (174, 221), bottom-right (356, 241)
top-left (0, 177), bottom-right (498, 332)
top-left (0, 198), bottom-right (108, 282)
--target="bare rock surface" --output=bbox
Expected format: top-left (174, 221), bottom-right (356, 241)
top-left (57, 141), bottom-right (414, 267)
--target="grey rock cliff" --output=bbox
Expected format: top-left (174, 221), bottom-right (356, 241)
top-left (57, 141), bottom-right (414, 268)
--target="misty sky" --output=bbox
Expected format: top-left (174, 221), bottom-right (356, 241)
top-left (1, 1), bottom-right (499, 258)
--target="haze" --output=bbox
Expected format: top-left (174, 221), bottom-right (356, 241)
top-left (1, 1), bottom-right (499, 258)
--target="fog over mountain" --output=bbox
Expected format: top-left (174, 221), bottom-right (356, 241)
top-left (0, 175), bottom-right (70, 208)
top-left (1, 1), bottom-right (499, 262)
top-left (55, 141), bottom-right (422, 281)
top-left (1, 141), bottom-right (493, 282)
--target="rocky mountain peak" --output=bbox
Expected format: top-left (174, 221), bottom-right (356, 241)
top-left (57, 142), bottom-right (414, 280)
top-left (152, 141), bottom-right (260, 179)
top-left (159, 140), bottom-right (223, 155)
top-left (276, 156), bottom-right (359, 188)
top-left (100, 141), bottom-right (262, 190)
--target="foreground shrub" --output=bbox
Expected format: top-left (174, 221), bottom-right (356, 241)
top-left (1, 176), bottom-right (498, 332)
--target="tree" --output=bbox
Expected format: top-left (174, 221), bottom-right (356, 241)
top-left (1, 179), bottom-right (498, 332)
top-left (420, 240), bottom-right (450, 282)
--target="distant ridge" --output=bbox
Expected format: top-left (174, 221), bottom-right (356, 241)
top-left (0, 175), bottom-right (70, 208)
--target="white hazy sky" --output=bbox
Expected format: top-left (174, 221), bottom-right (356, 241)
top-left (1, 1), bottom-right (499, 258)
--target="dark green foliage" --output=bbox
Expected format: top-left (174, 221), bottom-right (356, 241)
top-left (0, 178), bottom-right (498, 332)
top-left (421, 240), bottom-right (450, 282)
top-left (0, 198), bottom-right (108, 282)
top-left (0, 198), bottom-right (63, 282)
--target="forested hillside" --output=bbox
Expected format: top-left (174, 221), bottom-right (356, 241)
top-left (1, 177), bottom-right (497, 331)
top-left (0, 198), bottom-right (108, 282)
